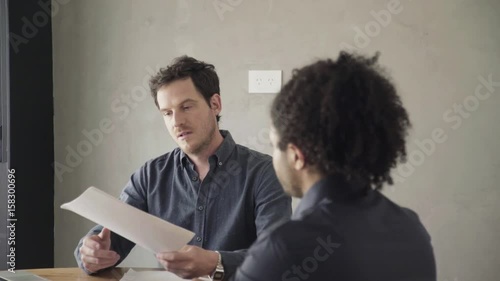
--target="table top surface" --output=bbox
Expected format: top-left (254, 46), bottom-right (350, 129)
top-left (22, 267), bottom-right (149, 281)
top-left (2, 267), bottom-right (212, 281)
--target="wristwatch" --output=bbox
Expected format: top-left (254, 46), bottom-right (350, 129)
top-left (210, 251), bottom-right (224, 281)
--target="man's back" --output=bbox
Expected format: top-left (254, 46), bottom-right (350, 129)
top-left (235, 176), bottom-right (436, 281)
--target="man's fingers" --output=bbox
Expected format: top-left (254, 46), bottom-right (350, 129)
top-left (83, 261), bottom-right (115, 273)
top-left (156, 247), bottom-right (213, 279)
top-left (83, 235), bottom-right (104, 250)
top-left (81, 253), bottom-right (119, 265)
top-left (157, 257), bottom-right (196, 278)
top-left (81, 253), bottom-right (120, 268)
top-left (156, 253), bottom-right (189, 272)
top-left (162, 263), bottom-right (199, 279)
top-left (156, 251), bottom-right (189, 262)
top-left (80, 246), bottom-right (119, 259)
top-left (82, 257), bottom-right (119, 273)
top-left (80, 229), bottom-right (115, 274)
top-left (158, 261), bottom-right (194, 279)
top-left (156, 252), bottom-right (175, 261)
top-left (83, 229), bottom-right (112, 251)
top-left (158, 260), bottom-right (186, 271)
top-left (98, 227), bottom-right (111, 241)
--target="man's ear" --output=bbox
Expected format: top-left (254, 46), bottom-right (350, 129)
top-left (209, 94), bottom-right (222, 115)
top-left (287, 143), bottom-right (305, 170)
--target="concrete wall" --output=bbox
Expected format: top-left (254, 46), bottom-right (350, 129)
top-left (52, 0), bottom-right (500, 280)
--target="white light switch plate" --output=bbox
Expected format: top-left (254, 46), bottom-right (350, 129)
top-left (248, 70), bottom-right (282, 94)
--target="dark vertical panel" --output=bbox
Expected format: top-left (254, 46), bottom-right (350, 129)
top-left (3, 0), bottom-right (54, 269)
top-left (0, 0), bottom-right (11, 271)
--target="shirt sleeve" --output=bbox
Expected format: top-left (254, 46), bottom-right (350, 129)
top-left (253, 161), bottom-right (292, 236)
top-left (221, 160), bottom-right (292, 280)
top-left (218, 250), bottom-right (247, 280)
top-left (230, 225), bottom-right (294, 281)
top-left (74, 164), bottom-right (149, 273)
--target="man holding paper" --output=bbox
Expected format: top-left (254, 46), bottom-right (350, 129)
top-left (74, 56), bottom-right (292, 280)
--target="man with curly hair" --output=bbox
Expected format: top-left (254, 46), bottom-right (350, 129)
top-left (233, 52), bottom-right (436, 281)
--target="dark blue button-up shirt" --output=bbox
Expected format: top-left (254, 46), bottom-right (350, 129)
top-left (234, 175), bottom-right (436, 281)
top-left (75, 130), bottom-right (292, 279)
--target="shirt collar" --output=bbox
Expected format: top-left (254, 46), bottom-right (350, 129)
top-left (292, 174), bottom-right (371, 220)
top-left (180, 130), bottom-right (236, 168)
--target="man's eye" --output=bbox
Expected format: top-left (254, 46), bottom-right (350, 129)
top-left (182, 106), bottom-right (191, 111)
top-left (163, 112), bottom-right (172, 116)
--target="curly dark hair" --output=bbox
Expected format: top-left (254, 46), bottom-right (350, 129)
top-left (149, 55), bottom-right (221, 122)
top-left (271, 51), bottom-right (411, 190)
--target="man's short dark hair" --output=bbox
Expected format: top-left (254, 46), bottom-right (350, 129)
top-left (271, 51), bottom-right (411, 190)
top-left (149, 55), bottom-right (221, 122)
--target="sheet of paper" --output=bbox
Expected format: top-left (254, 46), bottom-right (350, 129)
top-left (120, 269), bottom-right (211, 281)
top-left (61, 186), bottom-right (194, 253)
top-left (0, 271), bottom-right (49, 281)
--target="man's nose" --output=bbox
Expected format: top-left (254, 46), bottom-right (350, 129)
top-left (172, 111), bottom-right (186, 127)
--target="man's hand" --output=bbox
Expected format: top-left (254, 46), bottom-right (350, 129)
top-left (156, 245), bottom-right (219, 279)
top-left (79, 228), bottom-right (120, 273)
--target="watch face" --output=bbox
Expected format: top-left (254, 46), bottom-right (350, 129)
top-left (214, 272), bottom-right (224, 279)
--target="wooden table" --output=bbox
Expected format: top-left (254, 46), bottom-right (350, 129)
top-left (24, 267), bottom-right (149, 280)
top-left (14, 268), bottom-right (207, 280)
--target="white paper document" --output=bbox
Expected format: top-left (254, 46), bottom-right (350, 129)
top-left (120, 269), bottom-right (210, 281)
top-left (61, 186), bottom-right (195, 253)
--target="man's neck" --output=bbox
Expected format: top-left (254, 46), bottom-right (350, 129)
top-left (187, 130), bottom-right (224, 180)
top-left (299, 170), bottom-right (323, 197)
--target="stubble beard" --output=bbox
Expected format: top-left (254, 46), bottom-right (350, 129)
top-left (189, 121), bottom-right (217, 155)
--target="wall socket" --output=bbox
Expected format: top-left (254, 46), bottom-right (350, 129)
top-left (248, 70), bottom-right (282, 94)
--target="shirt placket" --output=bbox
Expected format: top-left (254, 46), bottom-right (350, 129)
top-left (184, 162), bottom-right (202, 247)
top-left (190, 159), bottom-right (218, 248)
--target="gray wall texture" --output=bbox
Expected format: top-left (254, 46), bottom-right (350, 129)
top-left (51, 1), bottom-right (500, 280)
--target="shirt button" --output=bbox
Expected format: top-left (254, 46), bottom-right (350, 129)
top-left (196, 236), bottom-right (202, 242)
top-left (198, 206), bottom-right (204, 211)
top-left (218, 161), bottom-right (223, 166)
top-left (192, 176), bottom-right (198, 181)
